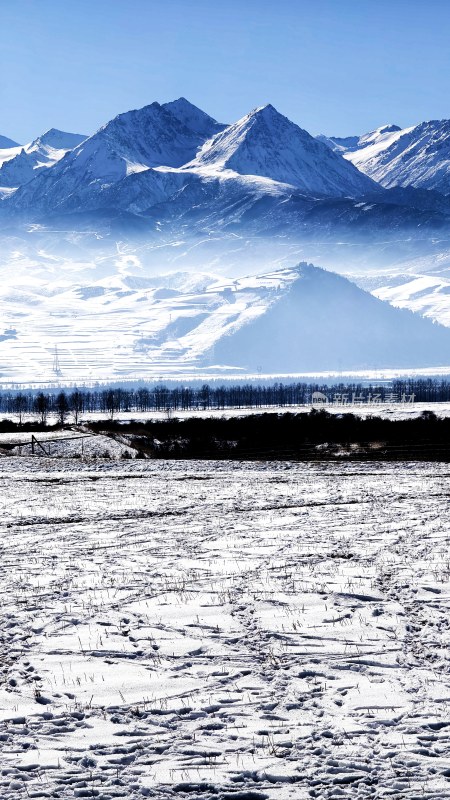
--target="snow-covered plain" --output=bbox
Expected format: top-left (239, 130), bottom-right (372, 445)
top-left (1, 457), bottom-right (450, 798)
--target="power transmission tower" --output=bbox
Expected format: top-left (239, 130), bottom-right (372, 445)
top-left (52, 345), bottom-right (62, 378)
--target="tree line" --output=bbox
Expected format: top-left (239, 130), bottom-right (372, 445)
top-left (90, 408), bottom-right (450, 462)
top-left (1, 378), bottom-right (450, 425)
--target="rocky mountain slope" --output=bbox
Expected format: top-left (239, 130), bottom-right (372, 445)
top-left (0, 128), bottom-right (87, 189)
top-left (320, 120), bottom-right (450, 194)
top-left (186, 104), bottom-right (376, 196)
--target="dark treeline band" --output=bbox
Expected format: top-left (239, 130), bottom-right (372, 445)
top-left (0, 378), bottom-right (449, 421)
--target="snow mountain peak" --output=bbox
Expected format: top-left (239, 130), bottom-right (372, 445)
top-left (0, 127), bottom-right (88, 189)
top-left (338, 118), bottom-right (450, 194)
top-left (162, 97), bottom-right (225, 137)
top-left (251, 103), bottom-right (278, 116)
top-left (0, 134), bottom-right (20, 149)
top-left (189, 102), bottom-right (376, 196)
top-left (32, 128), bottom-right (87, 149)
top-left (376, 124), bottom-right (401, 134)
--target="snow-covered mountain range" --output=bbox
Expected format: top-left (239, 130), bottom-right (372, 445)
top-left (2, 99), bottom-right (378, 223)
top-left (2, 99), bottom-right (450, 379)
top-left (1, 98), bottom-right (450, 275)
top-left (0, 129), bottom-right (86, 189)
top-left (319, 120), bottom-right (450, 194)
top-left (2, 99), bottom-right (450, 240)
top-left (2, 100), bottom-right (450, 221)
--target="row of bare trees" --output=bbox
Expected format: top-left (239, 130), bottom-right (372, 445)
top-left (1, 378), bottom-right (450, 425)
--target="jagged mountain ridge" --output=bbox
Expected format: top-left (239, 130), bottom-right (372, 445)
top-left (5, 100), bottom-right (225, 213)
top-left (185, 104), bottom-right (376, 196)
top-left (320, 120), bottom-right (450, 195)
top-left (317, 125), bottom-right (402, 155)
top-left (0, 129), bottom-right (87, 189)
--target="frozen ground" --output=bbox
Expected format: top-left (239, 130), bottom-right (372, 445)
top-left (1, 458), bottom-right (450, 798)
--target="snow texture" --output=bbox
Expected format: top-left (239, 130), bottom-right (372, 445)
top-left (1, 457), bottom-right (450, 799)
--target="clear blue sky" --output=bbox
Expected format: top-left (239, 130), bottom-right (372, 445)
top-left (2, 0), bottom-right (449, 143)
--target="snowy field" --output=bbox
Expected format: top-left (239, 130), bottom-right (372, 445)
top-left (1, 458), bottom-right (450, 799)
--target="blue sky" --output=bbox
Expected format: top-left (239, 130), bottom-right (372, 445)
top-left (2, 0), bottom-right (450, 143)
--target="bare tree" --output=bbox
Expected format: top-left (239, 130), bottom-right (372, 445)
top-left (55, 391), bottom-right (70, 426)
top-left (34, 392), bottom-right (49, 425)
top-left (69, 389), bottom-right (84, 425)
top-left (13, 393), bottom-right (28, 426)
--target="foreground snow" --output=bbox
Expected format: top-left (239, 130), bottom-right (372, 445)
top-left (1, 458), bottom-right (450, 798)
